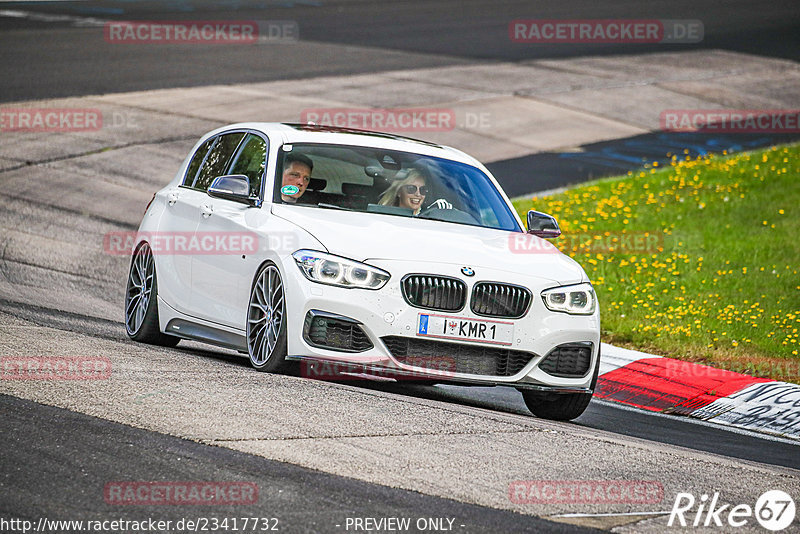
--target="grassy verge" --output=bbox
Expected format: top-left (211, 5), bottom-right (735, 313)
top-left (512, 144), bottom-right (800, 383)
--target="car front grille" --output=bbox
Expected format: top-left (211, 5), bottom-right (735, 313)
top-left (471, 282), bottom-right (532, 318)
top-left (381, 336), bottom-right (533, 377)
top-left (401, 275), bottom-right (466, 312)
top-left (303, 311), bottom-right (373, 353)
top-left (537, 343), bottom-right (593, 377)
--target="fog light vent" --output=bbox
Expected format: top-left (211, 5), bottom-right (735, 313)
top-left (303, 310), bottom-right (373, 353)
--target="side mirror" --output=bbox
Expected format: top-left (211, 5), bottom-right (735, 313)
top-left (208, 175), bottom-right (259, 206)
top-left (526, 210), bottom-right (561, 239)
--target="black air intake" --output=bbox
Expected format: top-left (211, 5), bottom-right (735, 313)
top-left (303, 311), bottom-right (373, 353)
top-left (382, 336), bottom-right (533, 377)
top-left (538, 343), bottom-right (593, 377)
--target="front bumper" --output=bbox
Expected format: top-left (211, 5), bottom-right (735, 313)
top-left (281, 258), bottom-right (600, 390)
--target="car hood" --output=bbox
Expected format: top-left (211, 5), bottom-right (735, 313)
top-left (271, 204), bottom-right (586, 284)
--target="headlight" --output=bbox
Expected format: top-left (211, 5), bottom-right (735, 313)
top-left (292, 250), bottom-right (390, 290)
top-left (542, 283), bottom-right (596, 315)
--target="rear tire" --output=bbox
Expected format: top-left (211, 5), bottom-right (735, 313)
top-left (124, 242), bottom-right (180, 347)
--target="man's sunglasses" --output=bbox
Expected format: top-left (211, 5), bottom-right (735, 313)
top-left (402, 185), bottom-right (429, 195)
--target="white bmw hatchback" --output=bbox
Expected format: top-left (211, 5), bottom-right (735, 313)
top-left (125, 123), bottom-right (600, 420)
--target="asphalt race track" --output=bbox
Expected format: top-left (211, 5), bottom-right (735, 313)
top-left (0, 0), bottom-right (799, 102)
top-left (2, 394), bottom-right (583, 534)
top-left (1, 2), bottom-right (799, 533)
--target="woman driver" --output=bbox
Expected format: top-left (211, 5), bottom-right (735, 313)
top-left (378, 169), bottom-right (428, 215)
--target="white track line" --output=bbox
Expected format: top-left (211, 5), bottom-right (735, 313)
top-left (0, 9), bottom-right (105, 27)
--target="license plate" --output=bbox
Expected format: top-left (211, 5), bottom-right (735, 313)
top-left (417, 313), bottom-right (514, 346)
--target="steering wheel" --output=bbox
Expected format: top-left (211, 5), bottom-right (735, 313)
top-left (418, 203), bottom-right (480, 225)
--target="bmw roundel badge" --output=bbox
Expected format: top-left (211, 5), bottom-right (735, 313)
top-left (461, 266), bottom-right (475, 277)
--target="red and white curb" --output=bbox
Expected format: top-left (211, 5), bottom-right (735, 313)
top-left (596, 343), bottom-right (800, 440)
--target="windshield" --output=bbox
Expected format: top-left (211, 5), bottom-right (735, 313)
top-left (273, 143), bottom-right (521, 232)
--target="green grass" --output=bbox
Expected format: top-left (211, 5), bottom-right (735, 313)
top-left (512, 144), bottom-right (800, 383)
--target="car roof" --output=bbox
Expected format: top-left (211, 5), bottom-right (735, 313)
top-left (282, 123), bottom-right (442, 147)
top-left (203, 122), bottom-right (482, 168)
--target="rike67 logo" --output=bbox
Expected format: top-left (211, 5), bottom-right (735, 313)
top-left (668, 490), bottom-right (796, 531)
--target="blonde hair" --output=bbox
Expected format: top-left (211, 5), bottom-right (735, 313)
top-left (378, 169), bottom-right (426, 208)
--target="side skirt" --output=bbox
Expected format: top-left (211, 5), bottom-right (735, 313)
top-left (165, 318), bottom-right (248, 352)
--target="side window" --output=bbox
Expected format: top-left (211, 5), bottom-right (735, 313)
top-left (192, 132), bottom-right (246, 192)
top-left (182, 137), bottom-right (215, 187)
top-left (227, 134), bottom-right (268, 197)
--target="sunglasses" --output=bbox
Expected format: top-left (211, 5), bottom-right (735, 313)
top-left (402, 185), bottom-right (429, 195)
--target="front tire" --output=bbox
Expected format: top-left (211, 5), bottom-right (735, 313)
top-left (124, 242), bottom-right (180, 347)
top-left (521, 390), bottom-right (593, 421)
top-left (521, 346), bottom-right (601, 421)
top-left (247, 262), bottom-right (289, 372)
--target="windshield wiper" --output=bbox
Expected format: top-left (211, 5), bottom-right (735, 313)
top-left (317, 203), bottom-right (353, 211)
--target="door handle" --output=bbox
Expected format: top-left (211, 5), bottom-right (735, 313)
top-left (201, 205), bottom-right (213, 218)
